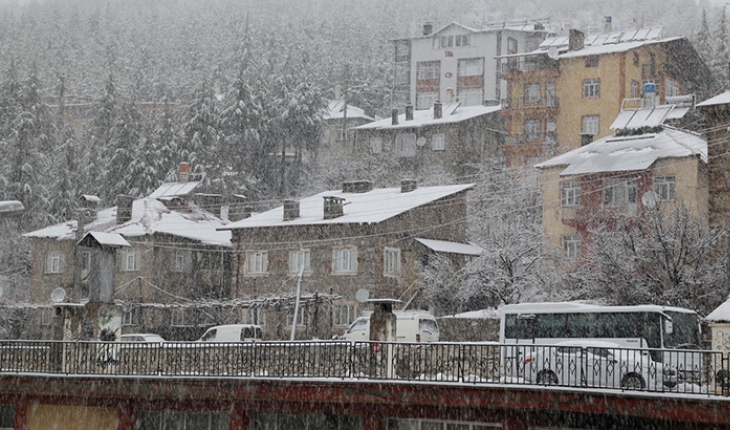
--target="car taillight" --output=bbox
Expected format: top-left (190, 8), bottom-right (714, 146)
top-left (416, 334), bottom-right (421, 342)
top-left (524, 357), bottom-right (533, 364)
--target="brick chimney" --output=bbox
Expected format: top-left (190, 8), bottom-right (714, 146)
top-left (391, 108), bottom-right (399, 125)
top-left (116, 195), bottom-right (134, 225)
top-left (405, 104), bottom-right (414, 121)
top-left (342, 180), bottom-right (374, 193)
top-left (569, 29), bottom-right (584, 51)
top-left (401, 179), bottom-right (417, 193)
top-left (434, 101), bottom-right (442, 119)
top-left (283, 199), bottom-right (300, 221)
top-left (323, 196), bottom-right (346, 219)
top-left (178, 162), bottom-right (191, 182)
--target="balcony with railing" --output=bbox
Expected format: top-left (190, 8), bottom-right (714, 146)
top-left (501, 97), bottom-right (559, 110)
top-left (504, 132), bottom-right (558, 146)
top-left (1, 340), bottom-right (726, 397)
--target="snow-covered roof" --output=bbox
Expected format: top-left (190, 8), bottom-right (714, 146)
top-left (221, 183), bottom-right (474, 230)
top-left (706, 298), bottom-right (730, 322)
top-left (540, 27), bottom-right (663, 49)
top-left (697, 91), bottom-right (730, 108)
top-left (415, 238), bottom-right (482, 256)
top-left (324, 100), bottom-right (374, 121)
top-left (535, 127), bottom-right (706, 176)
top-left (558, 37), bottom-right (680, 59)
top-left (610, 104), bottom-right (691, 130)
top-left (440, 308), bottom-right (500, 319)
top-left (401, 21), bottom-right (547, 41)
top-left (24, 197), bottom-right (231, 247)
top-left (353, 103), bottom-right (500, 131)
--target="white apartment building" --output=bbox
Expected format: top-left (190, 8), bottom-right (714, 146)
top-left (393, 21), bottom-right (548, 109)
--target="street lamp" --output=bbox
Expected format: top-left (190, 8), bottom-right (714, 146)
top-left (0, 201), bottom-right (24, 218)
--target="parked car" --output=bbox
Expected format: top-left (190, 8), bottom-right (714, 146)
top-left (119, 333), bottom-right (165, 343)
top-left (198, 324), bottom-right (262, 342)
top-left (523, 340), bottom-right (676, 390)
top-left (343, 311), bottom-right (439, 343)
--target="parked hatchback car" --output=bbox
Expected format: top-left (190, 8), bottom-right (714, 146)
top-left (523, 340), bottom-right (676, 390)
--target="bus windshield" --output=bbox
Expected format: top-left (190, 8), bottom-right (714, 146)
top-left (663, 311), bottom-right (700, 348)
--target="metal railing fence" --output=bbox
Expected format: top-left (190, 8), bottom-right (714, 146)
top-left (1, 340), bottom-right (727, 396)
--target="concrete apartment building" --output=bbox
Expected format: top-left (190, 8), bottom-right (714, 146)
top-left (351, 102), bottom-right (504, 184)
top-left (501, 27), bottom-right (713, 167)
top-left (392, 21), bottom-right (548, 110)
top-left (536, 126), bottom-right (708, 262)
top-left (220, 180), bottom-right (481, 339)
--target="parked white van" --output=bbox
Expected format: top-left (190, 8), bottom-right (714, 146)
top-left (198, 324), bottom-right (263, 342)
top-left (343, 311), bottom-right (439, 342)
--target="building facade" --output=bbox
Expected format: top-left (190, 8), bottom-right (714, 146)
top-left (393, 21), bottom-right (547, 109)
top-left (20, 168), bottom-right (233, 341)
top-left (351, 103), bottom-right (505, 184)
top-left (536, 126), bottom-right (708, 262)
top-left (501, 28), bottom-right (713, 167)
top-left (221, 181), bottom-right (480, 339)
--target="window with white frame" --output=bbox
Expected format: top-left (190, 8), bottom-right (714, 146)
top-left (370, 136), bottom-right (383, 153)
top-left (246, 251), bottom-right (268, 275)
top-left (288, 306), bottom-right (308, 327)
top-left (44, 251), bottom-right (63, 274)
top-left (416, 91), bottom-right (438, 110)
top-left (417, 61), bottom-right (440, 80)
top-left (458, 58), bottom-right (483, 77)
top-left (524, 119), bottom-right (541, 139)
top-left (458, 88), bottom-right (483, 106)
top-left (440, 35), bottom-right (454, 48)
top-left (41, 308), bottom-right (53, 326)
top-left (81, 250), bottom-right (91, 272)
top-left (562, 235), bottom-right (582, 259)
top-left (561, 181), bottom-right (581, 206)
top-left (120, 248), bottom-right (141, 272)
top-left (583, 79), bottom-right (600, 98)
top-left (524, 83), bottom-right (541, 103)
top-left (582, 115), bottom-right (599, 136)
top-left (245, 307), bottom-right (265, 326)
top-left (384, 248), bottom-right (401, 276)
top-left (123, 308), bottom-right (138, 326)
top-left (585, 56), bottom-right (598, 67)
top-left (432, 133), bottom-right (446, 151)
top-left (666, 80), bottom-right (680, 98)
top-left (397, 133), bottom-right (417, 157)
top-left (654, 176), bottom-right (676, 201)
top-left (456, 34), bottom-right (471, 47)
top-left (603, 178), bottom-right (637, 204)
top-left (333, 247), bottom-right (357, 274)
top-left (289, 250), bottom-right (311, 274)
top-left (333, 304), bottom-right (355, 326)
top-left (507, 37), bottom-right (518, 54)
top-left (632, 80), bottom-right (640, 98)
top-left (172, 250), bottom-right (190, 273)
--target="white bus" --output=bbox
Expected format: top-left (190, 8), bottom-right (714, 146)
top-left (499, 302), bottom-right (703, 383)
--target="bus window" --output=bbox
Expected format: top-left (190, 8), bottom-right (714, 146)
top-left (534, 313), bottom-right (566, 338)
top-left (566, 313), bottom-right (594, 337)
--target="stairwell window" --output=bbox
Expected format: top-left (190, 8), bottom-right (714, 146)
top-left (524, 119), bottom-right (541, 140)
top-left (120, 248), bottom-right (141, 272)
top-left (333, 247), bottom-right (357, 274)
top-left (432, 134), bottom-right (446, 151)
top-left (524, 83), bottom-right (541, 103)
top-left (397, 133), bottom-right (417, 157)
top-left (582, 115), bottom-right (599, 136)
top-left (246, 251), bottom-right (268, 275)
top-left (370, 137), bottom-right (383, 154)
top-left (561, 181), bottom-right (581, 206)
top-left (583, 79), bottom-right (600, 98)
top-left (563, 235), bottom-right (582, 259)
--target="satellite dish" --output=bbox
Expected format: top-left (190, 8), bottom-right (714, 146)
top-left (355, 288), bottom-right (370, 303)
top-left (51, 287), bottom-right (66, 303)
top-left (641, 191), bottom-right (661, 208)
top-left (416, 137), bottom-right (427, 147)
